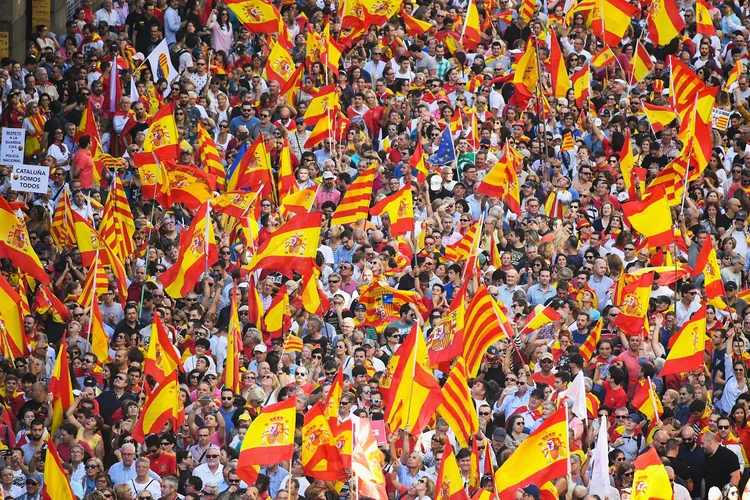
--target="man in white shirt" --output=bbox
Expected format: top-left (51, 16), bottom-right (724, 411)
top-left (95, 0), bottom-right (122, 29)
top-left (192, 446), bottom-right (224, 485)
top-left (363, 49), bottom-right (387, 81)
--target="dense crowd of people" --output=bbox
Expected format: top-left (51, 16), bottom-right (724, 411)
top-left (5, 0), bottom-right (750, 499)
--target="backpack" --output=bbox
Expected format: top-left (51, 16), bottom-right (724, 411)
top-left (171, 48), bottom-right (189, 72)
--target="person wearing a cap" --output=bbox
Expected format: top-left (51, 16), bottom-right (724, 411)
top-left (314, 171), bottom-right (341, 211)
top-left (248, 342), bottom-right (268, 374)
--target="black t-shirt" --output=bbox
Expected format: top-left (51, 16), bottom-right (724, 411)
top-left (666, 455), bottom-right (692, 485)
top-left (66, 108), bottom-right (83, 128)
top-left (302, 333), bottom-right (330, 358)
top-left (703, 446), bottom-right (740, 497)
top-left (498, 240), bottom-right (525, 267)
top-left (133, 16), bottom-right (162, 54)
top-left (641, 152), bottom-right (669, 173)
top-left (43, 115), bottom-right (68, 147)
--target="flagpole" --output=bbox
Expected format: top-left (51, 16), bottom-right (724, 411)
top-left (532, 33), bottom-right (549, 164)
top-left (460, 0), bottom-right (471, 44)
top-left (86, 247), bottom-right (100, 350)
top-left (138, 152), bottom-right (162, 318)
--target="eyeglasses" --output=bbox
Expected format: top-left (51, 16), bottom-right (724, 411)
top-left (718, 425), bottom-right (731, 429)
top-left (206, 454), bottom-right (220, 458)
top-left (478, 411), bottom-right (490, 416)
top-left (86, 464), bottom-right (99, 469)
top-left (622, 471), bottom-right (633, 477)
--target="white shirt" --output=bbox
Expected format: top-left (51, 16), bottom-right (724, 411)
top-left (192, 463), bottom-right (225, 485)
top-left (95, 8), bottom-right (122, 27)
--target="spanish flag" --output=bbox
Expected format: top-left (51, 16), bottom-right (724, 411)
top-left (571, 64), bottom-right (591, 107)
top-left (725, 60), bottom-right (744, 91)
top-left (622, 184), bottom-right (673, 246)
top-left (223, 291), bottom-right (242, 394)
top-left (691, 241), bottom-right (725, 299)
top-left (330, 163), bottom-right (376, 225)
top-left (695, 0), bottom-right (715, 35)
top-left (629, 41), bottom-right (654, 85)
top-left (0, 274), bottom-right (27, 360)
top-left (323, 368), bottom-right (344, 424)
top-left (642, 102), bottom-right (677, 133)
top-left (461, 0), bottom-right (482, 48)
top-left (266, 39), bottom-right (298, 87)
top-left (0, 197), bottom-right (49, 284)
top-left (438, 357), bottom-right (478, 448)
top-left (263, 289), bottom-right (291, 339)
top-left (549, 31), bottom-right (571, 98)
top-left (159, 202), bottom-right (218, 298)
top-left (370, 185), bottom-right (414, 236)
top-left (144, 102), bottom-right (179, 152)
top-left (410, 139), bottom-right (429, 182)
top-left (165, 162), bottom-right (216, 210)
top-left (71, 210), bottom-right (110, 268)
top-left (437, 441), bottom-right (471, 500)
top-left (133, 150), bottom-right (172, 206)
top-left (300, 266), bottom-right (328, 316)
top-left (381, 324), bottom-right (442, 433)
top-left (495, 407), bottom-right (570, 499)
top-left (661, 306), bottom-right (706, 376)
top-left (144, 313), bottom-right (183, 381)
top-left (43, 438), bottom-right (76, 500)
top-left (302, 403), bottom-right (344, 480)
top-left (591, 0), bottom-right (638, 46)
top-left (225, 0), bottom-right (281, 34)
top-left (631, 377), bottom-right (663, 421)
top-left (477, 142), bottom-right (521, 212)
top-left (612, 272), bottom-right (653, 336)
top-left (226, 136), bottom-right (274, 201)
top-left (244, 212), bottom-right (322, 274)
top-left (323, 24), bottom-right (344, 75)
top-left (513, 39), bottom-right (538, 94)
top-left (358, 282), bottom-right (426, 331)
top-left (237, 398), bottom-right (297, 485)
top-left (213, 190), bottom-right (261, 221)
top-left (49, 333), bottom-right (74, 435)
top-left (33, 285), bottom-right (70, 323)
top-left (402, 6), bottom-right (432, 35)
top-left (303, 85), bottom-right (340, 126)
top-left (647, 0), bottom-right (685, 46)
top-left (280, 186), bottom-right (317, 219)
top-left (520, 303), bottom-right (562, 335)
top-left (89, 301), bottom-right (110, 365)
top-left (277, 137), bottom-right (296, 199)
top-left (361, 0), bottom-right (401, 27)
top-left (131, 372), bottom-right (183, 441)
top-left (631, 448), bottom-right (673, 500)
top-left (590, 46), bottom-right (616, 68)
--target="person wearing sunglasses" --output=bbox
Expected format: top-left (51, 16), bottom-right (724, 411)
top-left (192, 445), bottom-right (224, 486)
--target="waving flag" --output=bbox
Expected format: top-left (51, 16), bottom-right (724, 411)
top-left (631, 448), bottom-right (672, 500)
top-left (223, 291), bottom-right (242, 394)
top-left (612, 272), bottom-right (653, 335)
top-left (463, 286), bottom-right (512, 376)
top-left (438, 357), bottom-right (478, 448)
top-left (144, 313), bottom-right (183, 381)
top-left (520, 303), bottom-right (563, 335)
top-left (43, 438), bottom-right (76, 500)
top-left (330, 163), bottom-right (376, 225)
top-left (131, 372), bottom-right (183, 441)
top-left (647, 0), bottom-right (685, 46)
top-left (302, 403), bottom-right (344, 480)
top-left (352, 418), bottom-right (388, 500)
top-left (370, 185), bottom-right (414, 236)
top-left (0, 274), bottom-right (27, 360)
top-left (402, 6), bottom-right (432, 35)
top-left (427, 127), bottom-right (456, 165)
top-left (361, 0), bottom-right (402, 27)
top-left (591, 0), bottom-right (638, 46)
top-left (197, 121), bottom-right (226, 189)
top-left (629, 41), bottom-right (654, 85)
top-left (144, 103), bottom-right (179, 152)
top-left (437, 441), bottom-right (471, 500)
top-left (145, 40), bottom-right (178, 92)
top-left (591, 46), bottom-right (616, 68)
top-left (49, 333), bottom-right (74, 435)
top-left (695, 0), bottom-right (715, 35)
top-left (358, 282), bottom-right (427, 332)
top-left (571, 64), bottom-right (591, 107)
top-left (642, 102), bottom-right (677, 133)
top-left (461, 0), bottom-right (482, 48)
top-left (100, 175), bottom-right (135, 260)
top-left (159, 202), bottom-right (218, 298)
top-left (622, 184), bottom-right (673, 245)
top-left (244, 212), bottom-right (323, 273)
top-left (549, 32), bottom-right (571, 97)
top-left (660, 306), bottom-right (706, 376)
top-left (0, 197), bottom-right (49, 284)
top-left (225, 0), bottom-right (282, 33)
top-left (692, 241), bottom-right (725, 299)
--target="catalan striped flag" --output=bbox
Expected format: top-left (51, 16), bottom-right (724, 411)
top-left (50, 189), bottom-right (75, 248)
top-left (518, 0), bottom-right (535, 22)
top-left (100, 175), bottom-right (135, 261)
top-left (444, 221), bottom-right (480, 263)
top-left (284, 334), bottom-right (304, 354)
top-left (463, 285), bottom-right (512, 376)
top-left (579, 318), bottom-right (602, 363)
top-left (330, 163), bottom-right (376, 225)
top-left (438, 357), bottom-right (478, 448)
top-left (197, 121), bottom-right (226, 190)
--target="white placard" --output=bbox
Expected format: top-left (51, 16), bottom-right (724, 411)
top-left (1, 128), bottom-right (25, 165)
top-left (11, 165), bottom-right (49, 194)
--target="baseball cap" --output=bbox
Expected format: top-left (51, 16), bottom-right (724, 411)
top-left (522, 486), bottom-right (541, 500)
top-left (492, 428), bottom-right (507, 441)
top-left (628, 413), bottom-right (642, 424)
top-left (736, 211), bottom-right (747, 220)
top-left (238, 281), bottom-right (249, 289)
top-left (354, 303), bottom-right (366, 311)
top-left (26, 473), bottom-right (42, 485)
top-left (599, 108), bottom-right (611, 117)
top-left (363, 339), bottom-right (376, 348)
top-left (726, 281), bottom-right (738, 291)
top-left (254, 343), bottom-right (267, 353)
top-left (540, 352), bottom-right (554, 362)
top-left (486, 346), bottom-right (499, 359)
top-left (238, 305), bottom-right (249, 312)
top-left (295, 117), bottom-right (305, 124)
top-left (322, 171), bottom-right (335, 180)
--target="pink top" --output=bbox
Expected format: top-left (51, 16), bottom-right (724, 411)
top-left (209, 22), bottom-right (234, 55)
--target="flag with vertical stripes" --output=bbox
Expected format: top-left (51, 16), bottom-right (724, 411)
top-left (437, 357), bottom-right (478, 448)
top-left (0, 274), bottom-right (27, 360)
top-left (100, 175), bottom-right (135, 261)
top-left (549, 31), bottom-right (571, 97)
top-left (43, 438), bottom-right (76, 500)
top-left (629, 41), bottom-right (654, 85)
top-left (330, 163), bottom-right (376, 225)
top-left (49, 333), bottom-right (73, 435)
top-left (695, 0), bottom-right (715, 35)
top-left (463, 286), bottom-right (512, 376)
top-left (197, 121), bottom-right (226, 190)
top-left (647, 0), bottom-right (685, 46)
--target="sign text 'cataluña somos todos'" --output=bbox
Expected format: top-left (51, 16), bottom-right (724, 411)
top-left (11, 165), bottom-right (49, 194)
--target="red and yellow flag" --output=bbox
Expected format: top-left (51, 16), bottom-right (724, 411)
top-left (579, 318), bottom-right (602, 363)
top-left (438, 356), bottom-right (478, 448)
top-left (647, 0), bottom-right (685, 46)
top-left (100, 174), bottom-right (136, 260)
top-left (436, 441), bottom-right (471, 500)
top-left (225, 0), bottom-right (281, 33)
top-left (358, 282), bottom-right (427, 332)
top-left (134, 150), bottom-right (172, 206)
top-left (237, 398), bottom-right (297, 485)
top-left (520, 303), bottom-right (563, 336)
top-left (303, 85), bottom-right (340, 126)
top-left (518, 0), bottom-right (535, 22)
top-left (244, 212), bottom-right (322, 274)
top-left (33, 285), bottom-right (70, 323)
top-left (361, 0), bottom-right (402, 27)
top-left (692, 241), bottom-right (725, 299)
top-left (549, 31), bottom-right (571, 98)
top-left (411, 139), bottom-right (429, 182)
top-left (302, 403), bottom-right (344, 480)
top-left (330, 163), bottom-right (376, 225)
top-left (159, 202), bottom-right (218, 298)
top-left (590, 46), bottom-right (616, 68)
top-left (622, 184), bottom-right (673, 246)
top-left (266, 39), bottom-right (299, 87)
top-left (144, 102), bottom-right (179, 151)
top-left (49, 333), bottom-right (74, 435)
top-left (464, 285), bottom-right (512, 376)
top-left (370, 185), bottom-right (414, 236)
top-left (51, 189), bottom-right (75, 248)
top-left (641, 102), bottom-right (676, 134)
top-left (402, 6), bottom-right (432, 35)
top-left (381, 324), bottom-right (442, 433)
top-left (591, 0), bottom-right (638, 46)
top-left (631, 378), bottom-right (663, 421)
top-left (166, 162), bottom-right (216, 210)
top-left (631, 448), bottom-right (672, 500)
top-left (43, 438), bottom-right (76, 500)
top-left (571, 64), bottom-right (591, 107)
top-left (0, 274), bottom-right (27, 360)
top-left (695, 0), bottom-right (715, 35)
top-left (629, 41), bottom-right (654, 85)
top-left (661, 306), bottom-right (706, 376)
top-left (89, 301), bottom-right (110, 365)
top-left (612, 272), bottom-right (653, 335)
top-left (263, 289), bottom-right (291, 339)
top-left (0, 196), bottom-right (49, 284)
top-left (223, 290), bottom-right (242, 394)
top-left (280, 186), bottom-right (317, 219)
top-left (197, 121), bottom-right (226, 190)
top-left (277, 137), bottom-right (296, 199)
top-left (495, 407), bottom-right (569, 499)
top-left (144, 313), bottom-right (183, 381)
top-left (131, 372), bottom-right (183, 441)
top-left (461, 0), bottom-right (482, 48)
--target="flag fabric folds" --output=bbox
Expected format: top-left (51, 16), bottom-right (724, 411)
top-left (660, 306), bottom-right (706, 376)
top-left (369, 185), bottom-right (414, 236)
top-left (438, 357), bottom-right (478, 448)
top-left (352, 418), bottom-right (388, 500)
top-left (520, 303), bottom-right (563, 336)
top-left (158, 202), bottom-right (218, 298)
top-left (642, 102), bottom-right (677, 133)
top-left (647, 0), bottom-right (685, 46)
top-left (244, 212), bottom-right (322, 274)
top-left (331, 163), bottom-right (376, 225)
top-left (591, 0), bottom-right (638, 46)
top-left (131, 372), bottom-right (182, 441)
top-left (49, 334), bottom-right (73, 435)
top-left (463, 285), bottom-right (511, 376)
top-left (144, 313), bottom-right (183, 381)
top-left (692, 242), bottom-right (725, 299)
top-left (0, 275), bottom-right (27, 360)
top-left (621, 184), bottom-right (673, 246)
top-left (301, 403), bottom-right (344, 480)
top-left (225, 0), bottom-right (282, 33)
top-left (358, 282), bottom-right (427, 332)
top-left (144, 103), bottom-right (179, 152)
top-left (494, 407), bottom-right (570, 500)
top-left (0, 196), bottom-right (49, 284)
top-left (43, 438), bottom-right (77, 500)
top-left (436, 441), bottom-right (471, 500)
top-left (237, 398), bottom-right (297, 484)
top-left (612, 272), bottom-right (654, 335)
top-left (631, 448), bottom-right (673, 500)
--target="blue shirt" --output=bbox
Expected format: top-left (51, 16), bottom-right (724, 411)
top-left (333, 244), bottom-right (359, 271)
top-left (108, 461), bottom-right (160, 486)
top-left (229, 115), bottom-right (260, 135)
top-left (526, 284), bottom-right (557, 306)
top-left (259, 466), bottom-right (289, 498)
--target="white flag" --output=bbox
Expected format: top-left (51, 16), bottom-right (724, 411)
top-left (144, 40), bottom-right (179, 94)
top-left (561, 371), bottom-right (588, 421)
top-left (589, 416), bottom-right (611, 500)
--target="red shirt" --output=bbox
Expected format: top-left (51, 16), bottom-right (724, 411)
top-left (149, 452), bottom-right (177, 475)
top-left (532, 371), bottom-right (555, 386)
top-left (601, 381), bottom-right (628, 410)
